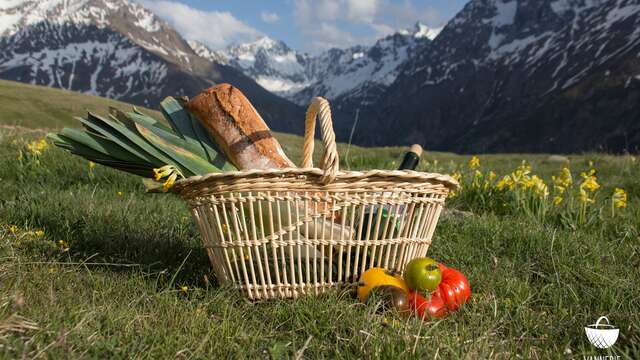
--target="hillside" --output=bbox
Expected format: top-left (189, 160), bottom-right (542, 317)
top-left (0, 0), bottom-right (305, 135)
top-left (0, 79), bottom-right (162, 129)
top-left (0, 79), bottom-right (410, 165)
top-left (352, 0), bottom-right (640, 153)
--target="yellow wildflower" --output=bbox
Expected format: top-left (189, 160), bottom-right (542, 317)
top-left (553, 196), bottom-right (563, 206)
top-left (579, 188), bottom-right (594, 204)
top-left (117, 191), bottom-right (123, 196)
top-left (468, 156), bottom-right (480, 169)
top-left (34, 229), bottom-right (45, 237)
top-left (552, 167), bottom-right (573, 194)
top-left (496, 175), bottom-right (514, 190)
top-left (9, 225), bottom-right (18, 234)
top-left (162, 172), bottom-right (178, 191)
top-left (530, 176), bottom-right (549, 198)
top-left (153, 165), bottom-right (183, 192)
top-left (482, 170), bottom-right (497, 190)
top-left (153, 165), bottom-right (176, 181)
top-left (472, 170), bottom-right (483, 188)
top-left (25, 138), bottom-right (48, 155)
top-left (48, 267), bottom-right (57, 274)
top-left (612, 188), bottom-right (627, 209)
top-left (451, 171), bottom-right (462, 183)
top-left (579, 169), bottom-right (600, 192)
top-left (180, 285), bottom-right (189, 294)
top-left (57, 240), bottom-right (70, 252)
top-left (89, 161), bottom-right (96, 170)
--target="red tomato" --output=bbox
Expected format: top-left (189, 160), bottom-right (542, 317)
top-left (407, 291), bottom-right (447, 319)
top-left (436, 263), bottom-right (471, 311)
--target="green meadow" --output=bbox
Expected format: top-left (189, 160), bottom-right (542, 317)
top-left (1, 80), bottom-right (638, 359)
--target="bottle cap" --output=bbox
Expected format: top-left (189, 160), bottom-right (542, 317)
top-left (409, 144), bottom-right (423, 157)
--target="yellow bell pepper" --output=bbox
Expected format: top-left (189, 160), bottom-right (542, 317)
top-left (357, 267), bottom-right (409, 302)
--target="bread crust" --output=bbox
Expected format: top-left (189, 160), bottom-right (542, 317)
top-left (186, 84), bottom-right (294, 170)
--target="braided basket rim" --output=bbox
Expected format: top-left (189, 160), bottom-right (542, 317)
top-left (171, 167), bottom-right (460, 194)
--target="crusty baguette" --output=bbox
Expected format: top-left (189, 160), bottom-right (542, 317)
top-left (185, 84), bottom-right (294, 170)
top-left (187, 84), bottom-right (353, 242)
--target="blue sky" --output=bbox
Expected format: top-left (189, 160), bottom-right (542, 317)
top-left (141, 0), bottom-right (469, 53)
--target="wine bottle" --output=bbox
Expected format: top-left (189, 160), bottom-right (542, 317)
top-left (398, 144), bottom-right (423, 170)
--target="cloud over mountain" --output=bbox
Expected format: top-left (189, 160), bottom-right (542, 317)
top-left (140, 0), bottom-right (262, 49)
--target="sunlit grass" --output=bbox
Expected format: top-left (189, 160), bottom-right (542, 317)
top-left (1, 130), bottom-right (639, 358)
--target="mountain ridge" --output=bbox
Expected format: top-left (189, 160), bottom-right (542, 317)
top-left (352, 0), bottom-right (640, 153)
top-left (0, 0), bottom-right (306, 134)
top-left (191, 22), bottom-right (442, 107)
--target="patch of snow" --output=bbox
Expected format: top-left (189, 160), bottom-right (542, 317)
top-left (255, 76), bottom-right (311, 94)
top-left (491, 0), bottom-right (518, 28)
top-left (0, 10), bottom-right (21, 35)
top-left (414, 24), bottom-right (442, 40)
top-left (0, 0), bottom-right (28, 10)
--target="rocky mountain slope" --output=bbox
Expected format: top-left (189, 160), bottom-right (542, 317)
top-left (192, 23), bottom-right (440, 108)
top-left (358, 0), bottom-right (640, 153)
top-left (0, 0), bottom-right (304, 133)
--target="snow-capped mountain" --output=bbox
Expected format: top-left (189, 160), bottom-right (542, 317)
top-left (191, 22), bottom-right (440, 107)
top-left (191, 37), bottom-right (312, 96)
top-left (293, 24), bottom-right (436, 109)
top-left (0, 0), bottom-right (304, 132)
top-left (351, 0), bottom-right (640, 152)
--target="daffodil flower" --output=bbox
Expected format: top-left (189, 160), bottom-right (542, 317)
top-left (612, 188), bottom-right (627, 209)
top-left (162, 172), bottom-right (178, 191)
top-left (579, 170), bottom-right (600, 192)
top-left (468, 156), bottom-right (480, 169)
top-left (153, 165), bottom-right (183, 192)
top-left (579, 188), bottom-right (594, 204)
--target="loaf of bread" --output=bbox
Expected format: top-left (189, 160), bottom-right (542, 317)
top-left (185, 84), bottom-right (294, 170)
top-left (186, 84), bottom-right (353, 243)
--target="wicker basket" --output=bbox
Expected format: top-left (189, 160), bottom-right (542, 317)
top-left (172, 97), bottom-right (459, 299)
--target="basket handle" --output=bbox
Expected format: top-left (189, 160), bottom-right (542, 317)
top-left (302, 97), bottom-right (339, 184)
top-left (595, 316), bottom-right (610, 328)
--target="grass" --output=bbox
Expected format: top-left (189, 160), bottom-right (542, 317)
top-left (1, 82), bottom-right (639, 358)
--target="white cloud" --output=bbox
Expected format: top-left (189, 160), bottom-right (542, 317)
top-left (292, 0), bottom-right (445, 52)
top-left (140, 0), bottom-right (261, 49)
top-left (346, 0), bottom-right (379, 23)
top-left (260, 11), bottom-right (280, 24)
top-left (309, 22), bottom-right (356, 50)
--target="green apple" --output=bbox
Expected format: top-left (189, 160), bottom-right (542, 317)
top-left (403, 257), bottom-right (442, 292)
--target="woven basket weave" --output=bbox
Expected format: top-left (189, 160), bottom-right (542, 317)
top-left (172, 97), bottom-right (459, 299)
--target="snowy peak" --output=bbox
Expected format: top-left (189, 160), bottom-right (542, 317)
top-left (0, 0), bottom-right (162, 36)
top-left (190, 36), bottom-right (311, 95)
top-left (188, 40), bottom-right (229, 65)
top-left (195, 25), bottom-right (435, 104)
top-left (399, 22), bottom-right (442, 40)
top-left (0, 0), bottom-right (197, 68)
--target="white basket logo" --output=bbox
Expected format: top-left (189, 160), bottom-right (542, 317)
top-left (584, 316), bottom-right (619, 349)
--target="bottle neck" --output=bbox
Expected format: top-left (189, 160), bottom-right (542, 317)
top-left (398, 152), bottom-right (420, 170)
